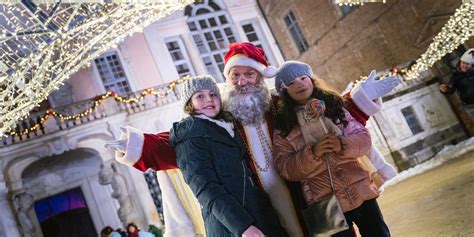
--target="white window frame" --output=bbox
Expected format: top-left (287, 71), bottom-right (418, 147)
top-left (241, 20), bottom-right (264, 49)
top-left (187, 4), bottom-right (239, 82)
top-left (283, 10), bottom-right (309, 54)
top-left (165, 36), bottom-right (196, 79)
top-left (91, 50), bottom-right (134, 97)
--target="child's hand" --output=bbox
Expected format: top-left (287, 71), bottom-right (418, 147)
top-left (312, 134), bottom-right (336, 159)
top-left (242, 225), bottom-right (265, 237)
top-left (327, 133), bottom-right (342, 154)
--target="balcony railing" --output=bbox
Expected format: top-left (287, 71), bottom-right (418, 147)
top-left (1, 83), bottom-right (180, 147)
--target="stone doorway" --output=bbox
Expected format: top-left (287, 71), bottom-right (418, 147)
top-left (34, 187), bottom-right (96, 237)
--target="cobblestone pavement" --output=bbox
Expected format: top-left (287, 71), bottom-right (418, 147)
top-left (377, 151), bottom-right (474, 237)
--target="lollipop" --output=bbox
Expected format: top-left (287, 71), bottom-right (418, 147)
top-left (303, 98), bottom-right (326, 120)
top-left (304, 99), bottom-right (329, 133)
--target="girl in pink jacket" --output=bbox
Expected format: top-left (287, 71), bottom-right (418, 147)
top-left (272, 61), bottom-right (390, 237)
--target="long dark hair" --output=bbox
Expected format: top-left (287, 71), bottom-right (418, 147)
top-left (275, 77), bottom-right (347, 137)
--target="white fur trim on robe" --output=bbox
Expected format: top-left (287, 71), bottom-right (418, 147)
top-left (115, 126), bottom-right (144, 167)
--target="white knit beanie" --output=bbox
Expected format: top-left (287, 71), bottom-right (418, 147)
top-left (180, 75), bottom-right (221, 109)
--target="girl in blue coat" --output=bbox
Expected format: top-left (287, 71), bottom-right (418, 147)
top-left (169, 75), bottom-right (288, 237)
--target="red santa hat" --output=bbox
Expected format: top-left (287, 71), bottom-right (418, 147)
top-left (223, 42), bottom-right (277, 80)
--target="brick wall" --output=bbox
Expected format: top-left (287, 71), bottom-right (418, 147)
top-left (258, 0), bottom-right (463, 91)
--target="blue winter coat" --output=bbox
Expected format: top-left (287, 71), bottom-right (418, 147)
top-left (169, 116), bottom-right (288, 237)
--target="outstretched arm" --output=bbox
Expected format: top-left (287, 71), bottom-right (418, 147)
top-left (105, 126), bottom-right (178, 172)
top-left (343, 70), bottom-right (400, 125)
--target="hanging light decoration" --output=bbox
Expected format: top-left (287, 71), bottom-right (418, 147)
top-left (405, 2), bottom-right (474, 80)
top-left (334, 0), bottom-right (385, 6)
top-left (0, 1), bottom-right (192, 136)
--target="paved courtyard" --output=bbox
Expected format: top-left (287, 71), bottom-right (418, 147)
top-left (377, 151), bottom-right (474, 237)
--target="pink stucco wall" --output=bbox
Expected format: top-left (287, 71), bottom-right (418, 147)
top-left (121, 33), bottom-right (163, 90)
top-left (69, 68), bottom-right (100, 101)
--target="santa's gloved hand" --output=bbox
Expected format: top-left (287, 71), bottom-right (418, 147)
top-left (104, 127), bottom-right (129, 153)
top-left (361, 70), bottom-right (401, 100)
top-left (104, 139), bottom-right (127, 153)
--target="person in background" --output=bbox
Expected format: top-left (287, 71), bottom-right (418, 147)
top-left (126, 222), bottom-right (155, 237)
top-left (100, 226), bottom-right (122, 237)
top-left (440, 48), bottom-right (474, 116)
top-left (148, 224), bottom-right (164, 237)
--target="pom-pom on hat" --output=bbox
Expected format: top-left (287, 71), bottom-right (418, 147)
top-left (180, 75), bottom-right (221, 109)
top-left (223, 42), bottom-right (277, 80)
top-left (275, 60), bottom-right (314, 94)
top-left (460, 48), bottom-right (474, 65)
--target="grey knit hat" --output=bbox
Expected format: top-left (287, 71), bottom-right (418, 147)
top-left (180, 75), bottom-right (221, 108)
top-left (275, 60), bottom-right (314, 94)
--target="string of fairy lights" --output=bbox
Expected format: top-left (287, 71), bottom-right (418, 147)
top-left (335, 1), bottom-right (473, 80)
top-left (405, 2), bottom-right (473, 80)
top-left (0, 1), bottom-right (193, 137)
top-left (335, 0), bottom-right (386, 6)
top-left (1, 1), bottom-right (473, 137)
top-left (7, 75), bottom-right (190, 137)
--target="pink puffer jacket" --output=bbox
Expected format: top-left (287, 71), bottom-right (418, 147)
top-left (273, 111), bottom-right (379, 212)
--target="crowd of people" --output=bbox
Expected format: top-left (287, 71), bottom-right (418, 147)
top-left (104, 42), bottom-right (472, 236)
top-left (100, 223), bottom-right (162, 237)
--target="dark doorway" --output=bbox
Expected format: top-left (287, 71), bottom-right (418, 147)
top-left (34, 187), bottom-right (96, 237)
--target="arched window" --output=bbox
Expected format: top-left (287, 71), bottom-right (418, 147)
top-left (185, 0), bottom-right (238, 82)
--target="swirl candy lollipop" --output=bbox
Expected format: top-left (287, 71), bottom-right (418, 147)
top-left (304, 99), bottom-right (329, 133)
top-left (303, 98), bottom-right (326, 120)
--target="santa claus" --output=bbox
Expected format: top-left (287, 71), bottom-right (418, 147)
top-left (105, 42), bottom-right (400, 237)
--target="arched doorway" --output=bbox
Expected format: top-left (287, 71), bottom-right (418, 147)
top-left (20, 148), bottom-right (104, 236)
top-left (34, 187), bottom-right (96, 237)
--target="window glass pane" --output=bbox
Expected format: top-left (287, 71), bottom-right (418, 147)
top-left (401, 106), bottom-right (424, 135)
top-left (204, 32), bottom-right (213, 40)
top-left (166, 41), bottom-right (179, 50)
top-left (247, 33), bottom-right (258, 42)
top-left (219, 15), bottom-right (228, 24)
top-left (209, 17), bottom-right (217, 27)
top-left (199, 19), bottom-right (208, 29)
top-left (192, 34), bottom-right (207, 53)
top-left (196, 8), bottom-right (210, 15)
top-left (284, 15), bottom-right (292, 26)
top-left (224, 27), bottom-right (233, 36)
top-left (187, 22), bottom-right (197, 31)
top-left (208, 42), bottom-right (217, 51)
top-left (242, 24), bottom-right (254, 33)
top-left (213, 30), bottom-right (222, 39)
top-left (213, 54), bottom-right (223, 63)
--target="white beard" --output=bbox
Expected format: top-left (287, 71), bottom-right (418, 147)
top-left (223, 82), bottom-right (271, 126)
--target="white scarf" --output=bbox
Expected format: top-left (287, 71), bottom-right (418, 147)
top-left (194, 114), bottom-right (235, 138)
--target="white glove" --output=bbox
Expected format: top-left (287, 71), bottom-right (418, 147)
top-left (361, 70), bottom-right (401, 100)
top-left (104, 127), bottom-right (128, 153)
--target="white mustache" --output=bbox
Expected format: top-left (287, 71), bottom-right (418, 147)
top-left (237, 84), bottom-right (263, 94)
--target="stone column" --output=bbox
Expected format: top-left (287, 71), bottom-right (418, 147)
top-left (0, 182), bottom-right (21, 237)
